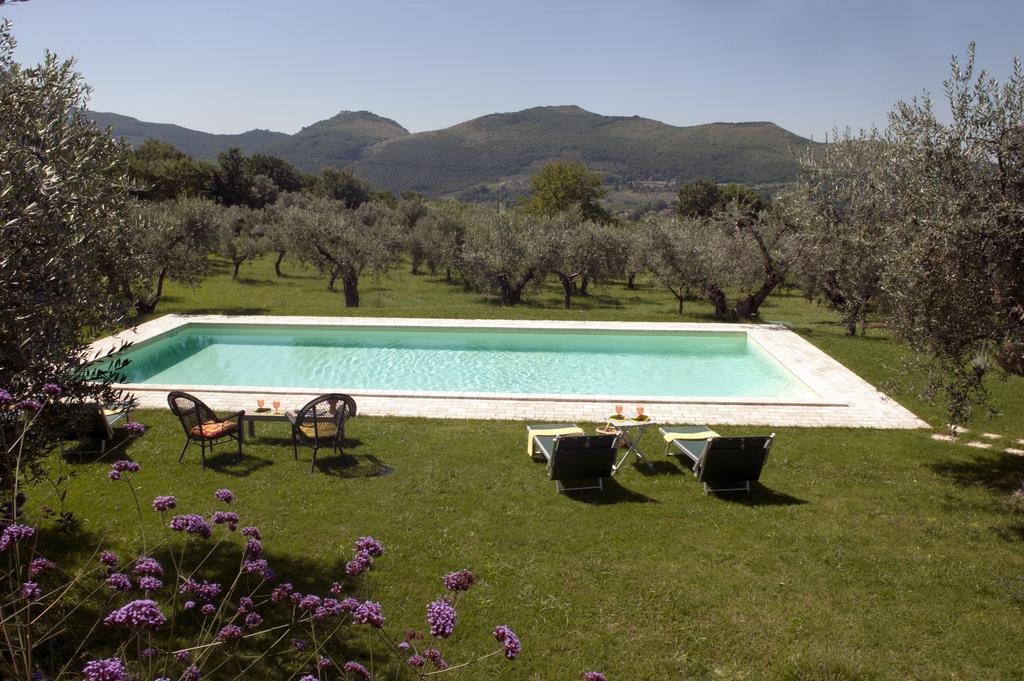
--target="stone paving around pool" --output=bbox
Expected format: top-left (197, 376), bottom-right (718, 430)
top-left (88, 315), bottom-right (928, 429)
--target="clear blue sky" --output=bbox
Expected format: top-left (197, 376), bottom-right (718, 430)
top-left (3, 0), bottom-right (1022, 139)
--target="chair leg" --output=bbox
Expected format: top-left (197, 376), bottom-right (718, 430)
top-left (200, 441), bottom-right (206, 471)
top-left (291, 428), bottom-right (298, 461)
top-left (178, 440), bottom-right (189, 463)
top-left (236, 433), bottom-right (242, 459)
top-left (310, 447), bottom-right (317, 473)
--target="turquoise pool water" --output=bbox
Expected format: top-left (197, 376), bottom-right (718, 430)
top-left (106, 324), bottom-right (815, 399)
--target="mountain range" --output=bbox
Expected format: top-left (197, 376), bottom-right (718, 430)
top-left (87, 106), bottom-right (813, 197)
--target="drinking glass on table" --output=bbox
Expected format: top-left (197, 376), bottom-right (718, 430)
top-left (272, 399), bottom-right (281, 414)
top-left (257, 399), bottom-right (265, 411)
top-left (614, 404), bottom-right (624, 417)
top-left (636, 405), bottom-right (645, 419)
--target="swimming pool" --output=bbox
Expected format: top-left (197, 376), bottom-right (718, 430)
top-left (101, 322), bottom-right (815, 400)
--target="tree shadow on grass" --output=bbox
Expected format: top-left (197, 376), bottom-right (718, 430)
top-left (58, 431), bottom-right (139, 465)
top-left (236, 277), bottom-right (279, 287)
top-left (635, 459), bottom-right (688, 477)
top-left (170, 306), bottom-right (269, 316)
top-left (926, 452), bottom-right (1024, 494)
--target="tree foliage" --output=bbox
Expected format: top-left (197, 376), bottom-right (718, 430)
top-left (286, 198), bottom-right (403, 307)
top-left (0, 20), bottom-right (140, 479)
top-left (461, 210), bottom-right (550, 305)
top-left (523, 160), bottom-right (611, 223)
top-left (314, 165), bottom-right (374, 209)
top-left (677, 178), bottom-right (768, 218)
top-left (128, 139), bottom-right (215, 201)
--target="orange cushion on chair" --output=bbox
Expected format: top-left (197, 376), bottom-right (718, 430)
top-left (190, 421), bottom-right (237, 438)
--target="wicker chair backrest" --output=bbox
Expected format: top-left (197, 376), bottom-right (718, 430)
top-left (167, 391), bottom-right (217, 436)
top-left (294, 394), bottom-right (356, 432)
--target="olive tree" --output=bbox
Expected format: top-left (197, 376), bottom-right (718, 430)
top-left (644, 216), bottom-right (734, 316)
top-left (218, 205), bottom-right (268, 279)
top-left (0, 20), bottom-right (142, 480)
top-left (784, 128), bottom-right (893, 335)
top-left (879, 45), bottom-right (1024, 419)
top-left (287, 198), bottom-right (403, 307)
top-left (542, 212), bottom-right (621, 309)
top-left (417, 202), bottom-right (472, 286)
top-left (461, 210), bottom-right (550, 306)
top-left (128, 197), bottom-right (221, 315)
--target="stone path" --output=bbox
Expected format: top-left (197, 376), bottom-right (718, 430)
top-left (931, 425), bottom-right (1024, 456)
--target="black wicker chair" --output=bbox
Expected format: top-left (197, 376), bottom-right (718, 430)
top-left (167, 391), bottom-right (244, 470)
top-left (286, 394), bottom-right (356, 471)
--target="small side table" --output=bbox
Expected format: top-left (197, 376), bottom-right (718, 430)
top-left (241, 410), bottom-right (289, 439)
top-left (606, 417), bottom-right (656, 475)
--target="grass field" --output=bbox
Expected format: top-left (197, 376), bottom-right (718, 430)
top-left (35, 255), bottom-right (1024, 679)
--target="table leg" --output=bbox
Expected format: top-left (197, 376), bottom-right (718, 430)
top-left (247, 420), bottom-right (255, 438)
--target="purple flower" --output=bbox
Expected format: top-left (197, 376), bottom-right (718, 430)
top-left (353, 600), bottom-right (384, 628)
top-left (211, 511), bottom-right (239, 531)
top-left (407, 654), bottom-right (425, 668)
top-left (241, 526), bottom-right (261, 539)
top-left (134, 556), bottom-right (164, 577)
top-left (0, 524), bottom-right (35, 551)
top-left (0, 389), bottom-right (13, 405)
top-left (354, 536), bottom-right (384, 557)
top-left (245, 538), bottom-right (262, 557)
top-left (343, 661), bottom-right (370, 679)
top-left (330, 581), bottom-right (344, 595)
top-left (169, 514), bottom-right (211, 539)
top-left (105, 573), bottom-right (132, 593)
top-left (201, 603), bottom-right (216, 615)
top-left (244, 611), bottom-right (262, 629)
top-left (423, 649), bottom-right (448, 670)
top-left (216, 624), bottom-right (242, 641)
top-left (297, 594), bottom-right (322, 612)
top-left (345, 559), bottom-right (366, 576)
top-left (338, 596), bottom-right (360, 613)
top-left (174, 650), bottom-right (190, 662)
top-left (82, 658), bottom-right (128, 681)
top-left (42, 383), bottom-right (62, 397)
top-left (111, 460), bottom-right (140, 473)
top-left (290, 638), bottom-right (306, 652)
top-left (299, 677), bottom-right (316, 681)
top-left (426, 598), bottom-right (457, 638)
top-left (318, 656), bottom-right (333, 669)
top-left (140, 647), bottom-right (158, 659)
top-left (398, 641), bottom-right (409, 651)
top-left (493, 625), bottom-right (521, 660)
top-left (181, 666), bottom-right (200, 681)
top-left (138, 576), bottom-right (163, 591)
top-left (238, 596), bottom-right (254, 612)
top-left (583, 673), bottom-right (607, 681)
top-left (443, 569), bottom-right (475, 592)
top-left (271, 583), bottom-right (294, 604)
top-left (104, 599), bottom-right (167, 630)
top-left (22, 581), bottom-right (42, 601)
top-left (242, 559), bottom-right (273, 580)
top-left (123, 421), bottom-right (146, 437)
top-left (29, 557), bottom-right (57, 578)
top-left (15, 399), bottom-right (42, 412)
top-left (100, 550), bottom-right (118, 570)
top-left (180, 578), bottom-right (221, 601)
top-left (152, 495), bottom-right (176, 512)
top-left (214, 488), bottom-right (234, 504)
top-left (183, 600), bottom-right (196, 610)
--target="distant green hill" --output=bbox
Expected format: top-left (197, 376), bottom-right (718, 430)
top-left (87, 105), bottom-right (814, 196)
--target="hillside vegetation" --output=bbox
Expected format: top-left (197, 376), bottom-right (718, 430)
top-left (88, 105), bottom-right (814, 197)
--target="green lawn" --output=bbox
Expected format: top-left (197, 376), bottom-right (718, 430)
top-left (35, 255), bottom-right (1024, 679)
